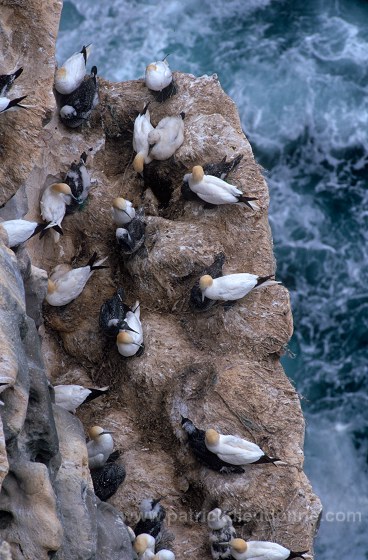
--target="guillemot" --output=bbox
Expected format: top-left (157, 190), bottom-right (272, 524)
top-left (55, 44), bottom-right (92, 95)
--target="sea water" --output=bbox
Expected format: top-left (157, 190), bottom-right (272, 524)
top-left (57, 1), bottom-right (368, 557)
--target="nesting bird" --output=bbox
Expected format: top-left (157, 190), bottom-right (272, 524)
top-left (87, 425), bottom-right (114, 469)
top-left (0, 67), bottom-right (23, 97)
top-left (199, 273), bottom-right (280, 303)
top-left (0, 219), bottom-right (49, 248)
top-left (91, 452), bottom-right (126, 501)
top-left (145, 56), bottom-right (176, 102)
top-left (40, 182), bottom-right (74, 235)
top-left (133, 104), bottom-right (154, 174)
top-left (181, 417), bottom-right (244, 474)
top-left (55, 44), bottom-right (92, 95)
top-left (133, 533), bottom-right (156, 559)
top-left (0, 94), bottom-right (27, 114)
top-left (115, 207), bottom-right (146, 257)
top-left (190, 252), bottom-right (225, 312)
top-left (205, 429), bottom-right (279, 466)
top-left (64, 151), bottom-right (91, 210)
top-left (181, 154), bottom-right (243, 201)
top-left (59, 66), bottom-right (99, 128)
top-left (99, 287), bottom-right (133, 338)
top-left (225, 539), bottom-right (308, 560)
top-left (135, 498), bottom-right (166, 539)
top-left (112, 197), bottom-right (136, 226)
top-left (147, 113), bottom-right (185, 161)
top-left (54, 384), bottom-right (109, 413)
top-left (46, 252), bottom-right (108, 306)
top-left (207, 508), bottom-right (236, 560)
top-left (152, 551), bottom-right (175, 560)
top-left (116, 301), bottom-right (144, 357)
top-left (183, 166), bottom-right (258, 209)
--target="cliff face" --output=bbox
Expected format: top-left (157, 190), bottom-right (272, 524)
top-left (0, 1), bottom-right (322, 559)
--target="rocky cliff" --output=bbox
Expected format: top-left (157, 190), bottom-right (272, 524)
top-left (0, 1), bottom-right (322, 559)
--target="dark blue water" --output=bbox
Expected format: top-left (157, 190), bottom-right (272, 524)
top-left (57, 1), bottom-right (368, 557)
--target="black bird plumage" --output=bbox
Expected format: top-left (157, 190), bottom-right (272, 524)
top-left (0, 67), bottom-right (23, 97)
top-left (65, 151), bottom-right (90, 211)
top-left (134, 498), bottom-right (166, 539)
top-left (181, 417), bottom-right (245, 474)
top-left (190, 252), bottom-right (226, 312)
top-left (115, 207), bottom-right (146, 257)
top-left (91, 451), bottom-right (126, 501)
top-left (99, 287), bottom-right (133, 338)
top-left (59, 66), bottom-right (99, 128)
top-left (0, 95), bottom-right (28, 114)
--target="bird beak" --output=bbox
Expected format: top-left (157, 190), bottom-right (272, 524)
top-left (101, 431), bottom-right (114, 435)
top-left (218, 542), bottom-right (230, 546)
top-left (201, 293), bottom-right (205, 302)
top-left (163, 53), bottom-right (170, 61)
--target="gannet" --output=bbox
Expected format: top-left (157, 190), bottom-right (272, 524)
top-left (55, 44), bottom-right (92, 95)
top-left (54, 384), bottom-right (109, 413)
top-left (147, 113), bottom-right (185, 161)
top-left (0, 219), bottom-right (49, 248)
top-left (99, 287), bottom-right (134, 338)
top-left (91, 457), bottom-right (126, 501)
top-left (46, 252), bottom-right (108, 306)
top-left (133, 104), bottom-right (154, 173)
top-left (199, 273), bottom-right (280, 302)
top-left (224, 538), bottom-right (308, 560)
top-left (133, 533), bottom-right (156, 559)
top-left (190, 252), bottom-right (225, 312)
top-left (207, 508), bottom-right (236, 560)
top-left (116, 207), bottom-right (146, 257)
top-left (205, 429), bottom-right (279, 466)
top-left (152, 551), bottom-right (175, 560)
top-left (0, 67), bottom-right (23, 97)
top-left (0, 94), bottom-right (28, 114)
top-left (112, 197), bottom-right (136, 226)
top-left (59, 66), bottom-right (98, 128)
top-left (65, 152), bottom-right (91, 210)
top-left (135, 498), bottom-right (166, 539)
top-left (116, 301), bottom-right (144, 357)
top-left (181, 154), bottom-right (243, 201)
top-left (145, 56), bottom-right (176, 102)
top-left (40, 182), bottom-right (74, 235)
top-left (87, 425), bottom-right (114, 469)
top-left (181, 417), bottom-right (244, 474)
top-left (183, 166), bottom-right (258, 209)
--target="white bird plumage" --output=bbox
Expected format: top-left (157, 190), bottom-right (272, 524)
top-left (145, 59), bottom-right (172, 92)
top-left (46, 253), bottom-right (108, 306)
top-left (0, 219), bottom-right (46, 247)
top-left (116, 301), bottom-right (143, 357)
top-left (147, 114), bottom-right (184, 161)
top-left (133, 105), bottom-right (154, 173)
top-left (205, 429), bottom-right (274, 465)
top-left (40, 182), bottom-right (74, 233)
top-left (87, 425), bottom-right (114, 469)
top-left (153, 551), bottom-right (175, 560)
top-left (111, 197), bottom-right (136, 226)
top-left (226, 538), bottom-right (308, 560)
top-left (54, 384), bottom-right (109, 413)
top-left (183, 165), bottom-right (259, 209)
top-left (55, 44), bottom-right (92, 95)
top-left (199, 273), bottom-right (280, 302)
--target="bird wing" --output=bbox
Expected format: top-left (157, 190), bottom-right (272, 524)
top-left (133, 113), bottom-right (154, 154)
top-left (0, 97), bottom-right (10, 112)
top-left (220, 434), bottom-right (263, 453)
top-left (246, 541), bottom-right (289, 559)
top-left (40, 191), bottom-right (66, 225)
top-left (213, 274), bottom-right (258, 300)
top-left (191, 176), bottom-right (241, 205)
top-left (54, 266), bottom-right (91, 300)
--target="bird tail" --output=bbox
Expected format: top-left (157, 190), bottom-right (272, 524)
top-left (180, 111), bottom-right (185, 120)
top-left (287, 551), bottom-right (309, 559)
top-left (239, 195), bottom-right (259, 211)
top-left (91, 66), bottom-right (98, 79)
top-left (81, 44), bottom-right (92, 64)
top-left (30, 222), bottom-right (49, 239)
top-left (255, 275), bottom-right (281, 289)
top-left (12, 67), bottom-right (23, 81)
top-left (84, 386), bottom-right (109, 404)
top-left (86, 252), bottom-right (109, 270)
top-left (38, 223), bottom-right (64, 238)
top-left (80, 151), bottom-right (88, 163)
top-left (6, 95), bottom-right (28, 110)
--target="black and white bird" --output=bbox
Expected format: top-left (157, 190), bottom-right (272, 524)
top-left (204, 429), bottom-right (279, 466)
top-left (116, 301), bottom-right (144, 357)
top-left (40, 182), bottom-right (75, 235)
top-left (0, 219), bottom-right (49, 248)
top-left (91, 452), bottom-right (126, 501)
top-left (207, 508), bottom-right (236, 560)
top-left (55, 44), bottom-right (92, 95)
top-left (190, 252), bottom-right (225, 312)
top-left (198, 273), bottom-right (280, 303)
top-left (224, 538), bottom-right (308, 560)
top-left (115, 207), bottom-right (146, 257)
top-left (112, 197), bottom-right (136, 226)
top-left (99, 287), bottom-right (133, 338)
top-left (0, 94), bottom-right (28, 114)
top-left (54, 384), bottom-right (109, 413)
top-left (181, 154), bottom-right (243, 202)
top-left (145, 56), bottom-right (176, 102)
top-left (183, 166), bottom-right (258, 209)
top-left (87, 425), bottom-right (114, 470)
top-left (0, 67), bottom-right (23, 97)
top-left (46, 252), bottom-right (108, 306)
top-left (181, 418), bottom-right (245, 474)
top-left (64, 151), bottom-right (91, 210)
top-left (134, 498), bottom-right (166, 539)
top-left (59, 66), bottom-right (98, 128)
top-left (133, 103), bottom-right (154, 174)
top-left (147, 113), bottom-right (185, 161)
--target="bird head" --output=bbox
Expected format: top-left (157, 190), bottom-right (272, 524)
top-left (55, 67), bottom-right (67, 80)
top-left (192, 165), bottom-right (204, 183)
top-left (133, 533), bottom-right (154, 554)
top-left (205, 428), bottom-right (220, 446)
top-left (117, 331), bottom-right (134, 345)
top-left (199, 274), bottom-right (213, 301)
top-left (113, 197), bottom-right (127, 211)
top-left (60, 105), bottom-right (77, 119)
top-left (133, 153), bottom-right (145, 173)
top-left (88, 426), bottom-right (113, 440)
top-left (52, 183), bottom-right (73, 196)
top-left (229, 539), bottom-right (248, 553)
